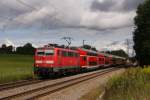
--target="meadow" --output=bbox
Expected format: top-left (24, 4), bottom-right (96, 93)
top-left (0, 54), bottom-right (34, 84)
top-left (103, 67), bottom-right (150, 100)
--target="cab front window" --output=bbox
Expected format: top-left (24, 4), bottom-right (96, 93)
top-left (36, 49), bottom-right (54, 56)
top-left (37, 50), bottom-right (44, 56)
top-left (45, 50), bottom-right (54, 55)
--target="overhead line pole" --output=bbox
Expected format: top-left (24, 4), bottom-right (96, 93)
top-left (61, 36), bottom-right (73, 48)
top-left (83, 40), bottom-right (86, 46)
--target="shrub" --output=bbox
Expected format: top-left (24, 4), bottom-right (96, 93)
top-left (103, 67), bottom-right (150, 100)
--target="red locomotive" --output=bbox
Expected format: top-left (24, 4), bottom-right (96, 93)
top-left (34, 45), bottom-right (126, 77)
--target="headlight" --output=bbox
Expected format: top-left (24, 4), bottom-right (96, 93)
top-left (36, 60), bottom-right (42, 63)
top-left (46, 61), bottom-right (54, 64)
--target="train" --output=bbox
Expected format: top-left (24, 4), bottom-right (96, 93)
top-left (34, 45), bottom-right (127, 77)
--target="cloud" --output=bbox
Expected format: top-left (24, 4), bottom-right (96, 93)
top-left (91, 0), bottom-right (144, 12)
top-left (0, 0), bottom-right (143, 52)
top-left (80, 11), bottom-right (136, 30)
top-left (122, 0), bottom-right (144, 11)
top-left (91, 0), bottom-right (120, 12)
top-left (107, 41), bottom-right (120, 46)
top-left (0, 0), bottom-right (141, 31)
top-left (95, 40), bottom-right (127, 51)
top-left (4, 38), bottom-right (15, 47)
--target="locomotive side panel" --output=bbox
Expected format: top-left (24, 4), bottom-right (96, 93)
top-left (34, 47), bottom-right (80, 77)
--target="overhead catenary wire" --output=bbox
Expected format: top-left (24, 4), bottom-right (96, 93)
top-left (61, 36), bottom-right (73, 48)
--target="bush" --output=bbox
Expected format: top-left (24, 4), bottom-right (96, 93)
top-left (103, 67), bottom-right (150, 100)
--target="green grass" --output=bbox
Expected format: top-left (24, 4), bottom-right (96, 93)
top-left (103, 67), bottom-right (150, 100)
top-left (0, 54), bottom-right (34, 84)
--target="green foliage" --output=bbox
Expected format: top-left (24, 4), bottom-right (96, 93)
top-left (103, 67), bottom-right (150, 100)
top-left (0, 43), bottom-right (35, 55)
top-left (81, 45), bottom-right (97, 51)
top-left (16, 43), bottom-right (35, 55)
top-left (0, 54), bottom-right (34, 83)
top-left (133, 0), bottom-right (150, 66)
top-left (0, 44), bottom-right (14, 54)
top-left (106, 49), bottom-right (128, 58)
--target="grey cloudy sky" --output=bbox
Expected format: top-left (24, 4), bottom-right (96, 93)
top-left (0, 0), bottom-right (144, 51)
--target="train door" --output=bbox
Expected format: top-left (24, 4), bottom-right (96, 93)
top-left (57, 50), bottom-right (62, 67)
top-left (80, 55), bottom-right (87, 67)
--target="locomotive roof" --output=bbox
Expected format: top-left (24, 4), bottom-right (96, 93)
top-left (37, 46), bottom-right (78, 52)
top-left (37, 45), bottom-right (126, 60)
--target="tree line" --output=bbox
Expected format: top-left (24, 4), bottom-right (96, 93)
top-left (0, 43), bottom-right (35, 55)
top-left (133, 0), bottom-right (150, 67)
top-left (105, 49), bottom-right (128, 58)
top-left (0, 43), bottom-right (128, 57)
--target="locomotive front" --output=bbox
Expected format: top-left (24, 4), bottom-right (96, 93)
top-left (34, 47), bottom-right (55, 77)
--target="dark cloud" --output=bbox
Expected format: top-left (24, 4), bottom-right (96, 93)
top-left (91, 0), bottom-right (117, 12)
top-left (0, 0), bottom-right (143, 32)
top-left (91, 0), bottom-right (144, 12)
top-left (122, 0), bottom-right (144, 11)
top-left (0, 1), bottom-right (30, 19)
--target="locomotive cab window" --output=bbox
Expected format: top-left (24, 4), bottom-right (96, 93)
top-left (37, 51), bottom-right (44, 56)
top-left (45, 50), bottom-right (54, 55)
top-left (36, 49), bottom-right (54, 56)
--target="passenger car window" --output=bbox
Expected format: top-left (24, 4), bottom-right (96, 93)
top-left (62, 51), bottom-right (68, 57)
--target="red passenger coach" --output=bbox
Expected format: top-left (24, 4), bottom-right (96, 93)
top-left (78, 48), bottom-right (99, 69)
top-left (34, 46), bottom-right (80, 77)
top-left (98, 53), bottom-right (105, 67)
top-left (102, 53), bottom-right (113, 67)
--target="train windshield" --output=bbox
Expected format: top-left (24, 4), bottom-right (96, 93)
top-left (45, 50), bottom-right (54, 55)
top-left (37, 49), bottom-right (54, 56)
top-left (37, 51), bottom-right (45, 56)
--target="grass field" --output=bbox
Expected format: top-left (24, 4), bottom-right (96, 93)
top-left (0, 54), bottom-right (34, 84)
top-left (103, 67), bottom-right (150, 100)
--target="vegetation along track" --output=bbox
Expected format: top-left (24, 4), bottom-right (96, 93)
top-left (0, 67), bottom-right (120, 100)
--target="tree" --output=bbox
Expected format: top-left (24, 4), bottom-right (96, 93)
top-left (1, 44), bottom-right (7, 49)
top-left (16, 43), bottom-right (35, 55)
top-left (82, 45), bottom-right (92, 49)
top-left (106, 49), bottom-right (128, 58)
top-left (6, 45), bottom-right (13, 53)
top-left (0, 44), bottom-right (13, 54)
top-left (0, 44), bottom-right (7, 53)
top-left (133, 0), bottom-right (150, 67)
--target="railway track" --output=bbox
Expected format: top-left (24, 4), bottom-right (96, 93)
top-left (0, 79), bottom-right (43, 91)
top-left (0, 67), bottom-right (120, 100)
